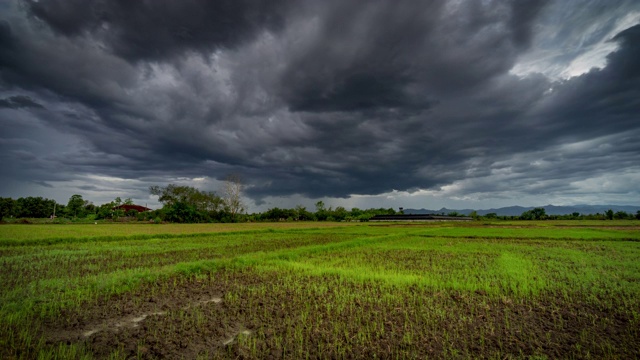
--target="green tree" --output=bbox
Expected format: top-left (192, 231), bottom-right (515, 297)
top-left (485, 212), bottom-right (498, 219)
top-left (0, 197), bottom-right (15, 221)
top-left (315, 201), bottom-right (328, 221)
top-left (166, 202), bottom-right (200, 223)
top-left (613, 211), bottom-right (629, 220)
top-left (263, 207), bottom-right (294, 221)
top-left (521, 208), bottom-right (546, 220)
top-left (531, 207), bottom-right (546, 220)
top-left (331, 206), bottom-right (349, 221)
top-left (66, 194), bottom-right (85, 218)
top-left (605, 209), bottom-right (614, 220)
top-left (294, 205), bottom-right (313, 221)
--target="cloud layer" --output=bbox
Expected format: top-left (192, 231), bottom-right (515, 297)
top-left (1, 0), bottom-right (639, 209)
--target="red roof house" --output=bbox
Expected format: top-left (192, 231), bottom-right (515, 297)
top-left (113, 204), bottom-right (152, 212)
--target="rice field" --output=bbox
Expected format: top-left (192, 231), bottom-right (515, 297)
top-left (1, 221), bottom-right (639, 359)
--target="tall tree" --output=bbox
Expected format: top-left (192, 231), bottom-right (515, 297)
top-left (67, 194), bottom-right (85, 218)
top-left (0, 197), bottom-right (15, 221)
top-left (314, 201), bottom-right (326, 221)
top-left (222, 175), bottom-right (245, 221)
top-left (605, 209), bottom-right (614, 220)
top-left (531, 207), bottom-right (546, 220)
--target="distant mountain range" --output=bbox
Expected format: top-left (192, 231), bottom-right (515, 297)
top-left (404, 205), bottom-right (640, 216)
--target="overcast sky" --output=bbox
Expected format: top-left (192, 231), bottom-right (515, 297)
top-left (1, 0), bottom-right (639, 212)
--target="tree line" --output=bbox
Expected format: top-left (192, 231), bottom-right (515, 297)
top-left (0, 192), bottom-right (398, 224)
top-left (470, 207), bottom-right (640, 221)
top-left (1, 189), bottom-right (639, 223)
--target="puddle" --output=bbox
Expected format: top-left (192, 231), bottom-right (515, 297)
top-left (82, 311), bottom-right (166, 337)
top-left (81, 297), bottom-right (223, 338)
top-left (130, 312), bottom-right (166, 327)
top-left (184, 297), bottom-right (222, 310)
top-left (223, 329), bottom-right (252, 346)
top-left (200, 297), bottom-right (222, 305)
top-left (82, 329), bottom-right (100, 337)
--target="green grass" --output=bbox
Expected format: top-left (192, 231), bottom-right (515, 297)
top-left (1, 221), bottom-right (639, 359)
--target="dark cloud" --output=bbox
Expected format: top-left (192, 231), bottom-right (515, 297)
top-left (26, 0), bottom-right (291, 62)
top-left (1, 0), bottom-right (639, 208)
top-left (610, 24), bottom-right (640, 76)
top-left (0, 19), bottom-right (12, 46)
top-left (32, 180), bottom-right (53, 188)
top-left (278, 0), bottom-right (549, 112)
top-left (533, 24), bottom-right (640, 142)
top-left (0, 95), bottom-right (44, 109)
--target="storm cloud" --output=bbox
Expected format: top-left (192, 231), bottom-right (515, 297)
top-left (0, 95), bottom-right (44, 109)
top-left (1, 0), bottom-right (639, 209)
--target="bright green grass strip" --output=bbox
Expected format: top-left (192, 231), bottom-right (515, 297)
top-left (0, 222), bottom-right (351, 242)
top-left (257, 259), bottom-right (532, 296)
top-left (496, 252), bottom-right (540, 294)
top-left (251, 235), bottom-right (640, 298)
top-left (251, 240), bottom-right (543, 296)
top-left (0, 229), bottom-right (275, 247)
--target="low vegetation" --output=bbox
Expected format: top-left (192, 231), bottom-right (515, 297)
top-left (3, 185), bottom-right (638, 224)
top-left (1, 221), bottom-right (639, 358)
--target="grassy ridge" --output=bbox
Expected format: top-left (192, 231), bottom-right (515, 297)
top-left (1, 221), bottom-right (639, 359)
top-left (0, 222), bottom-right (352, 243)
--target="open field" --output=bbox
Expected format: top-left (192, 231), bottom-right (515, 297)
top-left (1, 221), bottom-right (639, 359)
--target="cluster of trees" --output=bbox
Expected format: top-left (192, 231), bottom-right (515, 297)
top-left (148, 185), bottom-right (397, 223)
top-left (147, 176), bottom-right (246, 223)
top-left (149, 184), bottom-right (229, 223)
top-left (2, 187), bottom-right (640, 223)
top-left (478, 208), bottom-right (640, 221)
top-left (0, 195), bottom-right (142, 221)
top-left (0, 187), bottom-right (398, 223)
top-left (0, 176), bottom-right (246, 223)
top-left (255, 201), bottom-right (397, 222)
top-left (519, 208), bottom-right (548, 220)
top-left (0, 196), bottom-right (94, 221)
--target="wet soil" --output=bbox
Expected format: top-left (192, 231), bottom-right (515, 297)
top-left (34, 270), bottom-right (640, 359)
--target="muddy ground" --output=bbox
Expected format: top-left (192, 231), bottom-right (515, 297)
top-left (26, 269), bottom-right (638, 359)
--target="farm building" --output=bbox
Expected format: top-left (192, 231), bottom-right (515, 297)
top-left (113, 204), bottom-right (151, 213)
top-left (370, 214), bottom-right (473, 221)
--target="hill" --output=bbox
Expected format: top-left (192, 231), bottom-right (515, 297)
top-left (405, 205), bottom-right (640, 216)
